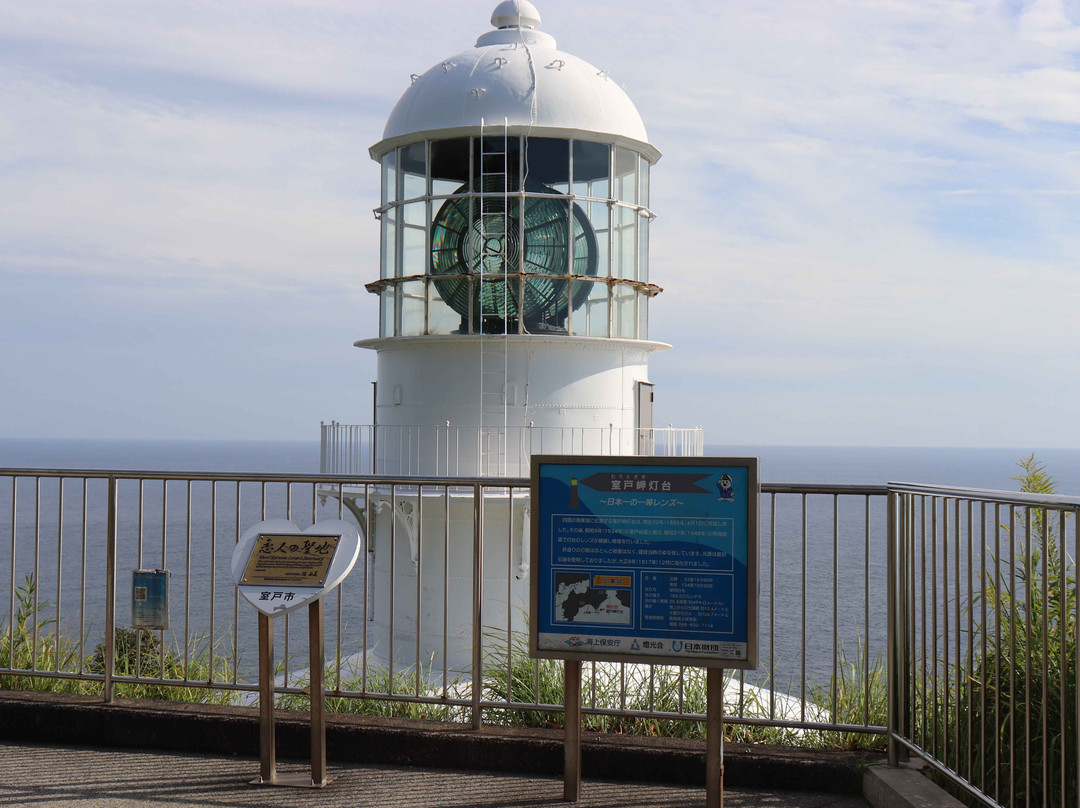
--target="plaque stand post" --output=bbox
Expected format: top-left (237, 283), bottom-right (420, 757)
top-left (562, 660), bottom-right (582, 802)
top-left (252, 601), bottom-right (329, 788)
top-left (706, 667), bottom-right (724, 808)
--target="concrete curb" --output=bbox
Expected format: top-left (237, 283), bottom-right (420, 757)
top-left (862, 760), bottom-right (966, 808)
top-left (0, 691), bottom-right (878, 794)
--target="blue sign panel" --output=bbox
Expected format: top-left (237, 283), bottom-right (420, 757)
top-left (131, 569), bottom-right (170, 631)
top-left (530, 456), bottom-right (758, 668)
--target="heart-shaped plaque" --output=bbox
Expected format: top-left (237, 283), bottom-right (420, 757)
top-left (232, 519), bottom-right (361, 617)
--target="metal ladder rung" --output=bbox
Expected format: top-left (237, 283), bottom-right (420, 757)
top-left (479, 117), bottom-right (510, 475)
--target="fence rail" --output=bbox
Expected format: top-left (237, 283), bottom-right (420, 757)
top-left (320, 423), bottom-right (706, 477)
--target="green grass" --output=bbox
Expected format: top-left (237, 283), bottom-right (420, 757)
top-left (84, 626), bottom-right (238, 704)
top-left (2, 576), bottom-right (890, 750)
top-left (478, 628), bottom-right (889, 749)
top-left (277, 653), bottom-right (466, 722)
top-left (0, 575), bottom-right (85, 693)
top-left (1, 574), bottom-right (239, 704)
top-left (808, 639), bottom-right (889, 751)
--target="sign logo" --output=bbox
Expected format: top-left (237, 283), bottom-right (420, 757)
top-left (671, 640), bottom-right (683, 653)
top-left (565, 636), bottom-right (586, 647)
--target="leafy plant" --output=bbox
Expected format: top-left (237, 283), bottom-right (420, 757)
top-left (0, 575), bottom-right (85, 693)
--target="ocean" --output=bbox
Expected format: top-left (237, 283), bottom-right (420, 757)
top-left (0, 439), bottom-right (321, 475)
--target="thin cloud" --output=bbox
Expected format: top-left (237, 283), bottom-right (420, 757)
top-left (1, 0), bottom-right (1078, 443)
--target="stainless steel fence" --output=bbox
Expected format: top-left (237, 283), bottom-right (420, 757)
top-left (1, 467), bottom-right (889, 740)
top-left (888, 484), bottom-right (1080, 808)
top-left (7, 467), bottom-right (1075, 802)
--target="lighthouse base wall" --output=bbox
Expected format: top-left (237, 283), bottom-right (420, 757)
top-left (357, 335), bottom-right (669, 477)
top-left (365, 489), bottom-right (530, 678)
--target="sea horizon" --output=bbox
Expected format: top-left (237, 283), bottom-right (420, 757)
top-left (1, 437), bottom-right (1076, 495)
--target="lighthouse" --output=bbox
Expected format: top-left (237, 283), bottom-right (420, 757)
top-left (325, 1), bottom-right (702, 675)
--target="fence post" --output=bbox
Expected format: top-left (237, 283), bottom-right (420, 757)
top-left (471, 483), bottom-right (483, 730)
top-left (886, 489), bottom-right (899, 766)
top-left (103, 475), bottom-right (118, 704)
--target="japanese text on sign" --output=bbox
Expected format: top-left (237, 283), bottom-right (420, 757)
top-left (240, 533), bottom-right (340, 587)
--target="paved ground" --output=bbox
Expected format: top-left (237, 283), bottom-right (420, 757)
top-left (0, 741), bottom-right (870, 808)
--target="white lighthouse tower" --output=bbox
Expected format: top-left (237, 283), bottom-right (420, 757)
top-left (325, 1), bottom-right (702, 676)
top-left (363, 0), bottom-right (670, 477)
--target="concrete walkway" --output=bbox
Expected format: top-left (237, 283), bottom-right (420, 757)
top-left (0, 741), bottom-right (870, 808)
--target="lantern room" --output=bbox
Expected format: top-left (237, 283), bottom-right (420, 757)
top-left (367, 0), bottom-right (662, 342)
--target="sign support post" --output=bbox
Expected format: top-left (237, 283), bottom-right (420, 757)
top-left (232, 519), bottom-right (361, 790)
top-left (563, 660), bottom-right (582, 802)
top-left (309, 598), bottom-right (327, 787)
top-left (252, 599), bottom-right (329, 787)
top-left (706, 667), bottom-right (724, 808)
top-left (257, 612), bottom-right (276, 784)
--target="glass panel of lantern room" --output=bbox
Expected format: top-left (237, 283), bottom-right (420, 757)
top-left (638, 210), bottom-right (650, 284)
top-left (523, 196), bottom-right (571, 274)
top-left (569, 200), bottom-right (596, 280)
top-left (427, 278), bottom-right (460, 335)
top-left (523, 277), bottom-right (568, 334)
top-left (430, 138), bottom-right (471, 197)
top-left (473, 135), bottom-right (520, 193)
top-left (614, 147), bottom-right (638, 204)
top-left (614, 283), bottom-right (637, 339)
top-left (637, 287), bottom-right (649, 339)
top-left (380, 287), bottom-right (395, 338)
top-left (583, 200), bottom-right (609, 277)
top-left (639, 157), bottom-right (650, 209)
top-left (574, 279), bottom-right (609, 338)
top-left (613, 204), bottom-right (637, 280)
top-left (381, 150), bottom-right (397, 206)
top-left (572, 141), bottom-right (610, 199)
top-left (400, 141), bottom-right (427, 200)
top-left (401, 202), bottom-right (426, 276)
top-left (524, 138), bottom-right (569, 193)
top-left (400, 280), bottom-right (425, 336)
top-left (381, 206), bottom-right (398, 279)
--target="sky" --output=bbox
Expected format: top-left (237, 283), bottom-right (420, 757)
top-left (1, 0), bottom-right (1078, 447)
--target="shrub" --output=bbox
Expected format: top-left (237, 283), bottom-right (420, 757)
top-left (954, 455), bottom-right (1077, 807)
top-left (86, 627), bottom-right (239, 705)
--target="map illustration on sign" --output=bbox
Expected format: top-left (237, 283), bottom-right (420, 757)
top-left (530, 456), bottom-right (758, 669)
top-left (554, 572), bottom-right (632, 625)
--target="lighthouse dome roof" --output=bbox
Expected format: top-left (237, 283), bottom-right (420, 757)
top-left (372, 1), bottom-right (657, 161)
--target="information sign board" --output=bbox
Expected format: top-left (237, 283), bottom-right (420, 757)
top-left (530, 456), bottom-right (758, 668)
top-left (131, 569), bottom-right (170, 630)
